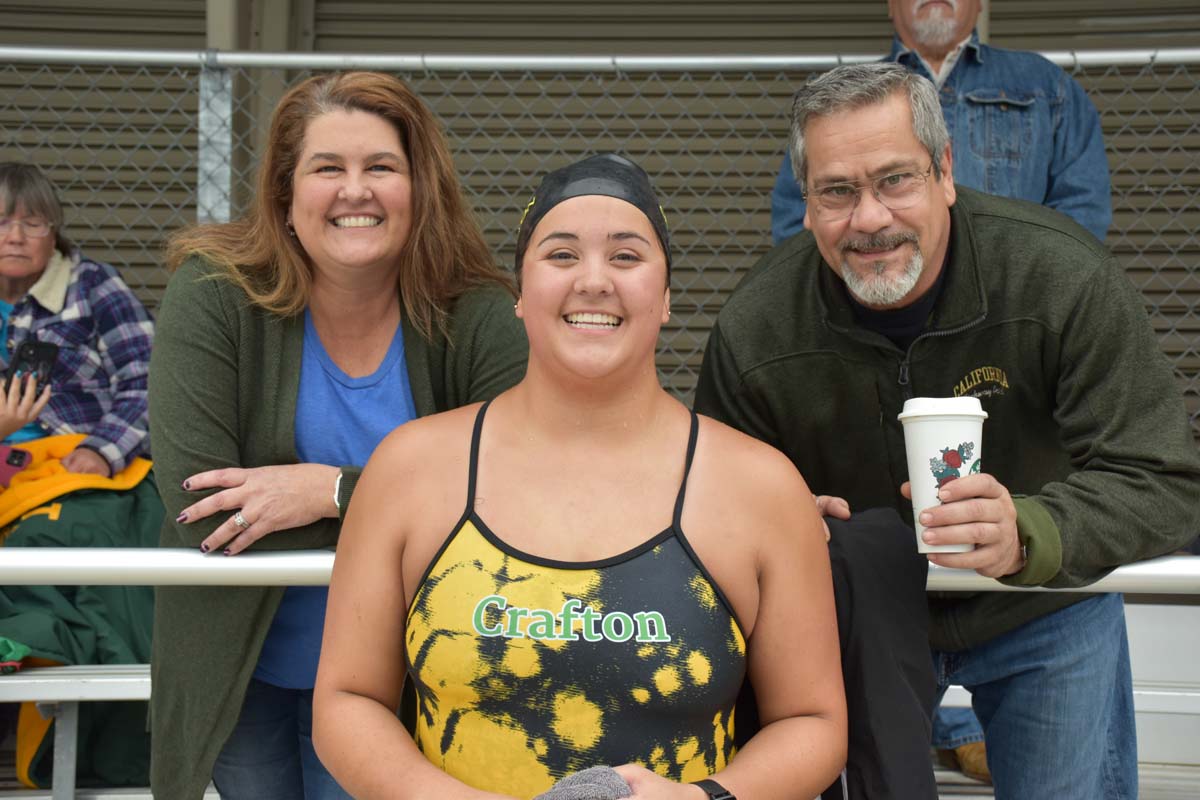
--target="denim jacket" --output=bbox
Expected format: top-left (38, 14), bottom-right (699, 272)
top-left (771, 32), bottom-right (1112, 243)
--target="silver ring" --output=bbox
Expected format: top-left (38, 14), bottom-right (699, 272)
top-left (233, 510), bottom-right (250, 530)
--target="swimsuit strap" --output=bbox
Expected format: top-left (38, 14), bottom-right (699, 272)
top-left (469, 402), bottom-right (697, 528)
top-left (671, 410), bottom-right (700, 530)
top-left (465, 400), bottom-right (491, 514)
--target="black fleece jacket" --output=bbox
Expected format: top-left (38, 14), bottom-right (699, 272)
top-left (696, 186), bottom-right (1200, 650)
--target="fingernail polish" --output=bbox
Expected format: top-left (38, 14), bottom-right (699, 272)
top-left (176, 512), bottom-right (188, 523)
top-left (223, 549), bottom-right (232, 556)
top-left (181, 479), bottom-right (191, 490)
top-left (200, 543), bottom-right (209, 553)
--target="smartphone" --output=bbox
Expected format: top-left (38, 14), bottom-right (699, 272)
top-left (0, 444), bottom-right (31, 487)
top-left (5, 341), bottom-right (58, 394)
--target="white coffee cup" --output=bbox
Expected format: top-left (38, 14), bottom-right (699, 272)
top-left (897, 397), bottom-right (988, 554)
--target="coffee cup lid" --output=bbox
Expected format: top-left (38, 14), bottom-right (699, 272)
top-left (897, 396), bottom-right (989, 421)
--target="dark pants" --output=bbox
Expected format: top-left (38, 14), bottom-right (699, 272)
top-left (732, 508), bottom-right (936, 800)
top-left (823, 508), bottom-right (937, 800)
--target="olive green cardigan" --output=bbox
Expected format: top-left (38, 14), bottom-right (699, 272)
top-left (148, 257), bottom-right (528, 800)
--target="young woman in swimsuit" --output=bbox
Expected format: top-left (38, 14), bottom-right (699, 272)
top-left (314, 154), bottom-right (846, 800)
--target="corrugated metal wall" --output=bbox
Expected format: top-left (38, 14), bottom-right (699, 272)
top-left (307, 1), bottom-right (1200, 54)
top-left (988, 1), bottom-right (1200, 50)
top-left (311, 1), bottom-right (893, 54)
top-left (0, 0), bottom-right (207, 48)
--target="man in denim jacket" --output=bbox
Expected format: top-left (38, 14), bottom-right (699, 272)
top-left (770, 0), bottom-right (1111, 245)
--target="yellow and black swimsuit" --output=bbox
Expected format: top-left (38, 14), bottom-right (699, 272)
top-left (406, 402), bottom-right (748, 797)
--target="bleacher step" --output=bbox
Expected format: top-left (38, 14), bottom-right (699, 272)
top-left (934, 762), bottom-right (1200, 800)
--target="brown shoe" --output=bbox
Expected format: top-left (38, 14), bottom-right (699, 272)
top-left (944, 741), bottom-right (992, 784)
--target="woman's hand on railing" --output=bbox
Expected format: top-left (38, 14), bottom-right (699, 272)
top-left (177, 463), bottom-right (341, 555)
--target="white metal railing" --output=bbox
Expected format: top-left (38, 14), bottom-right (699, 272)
top-left (0, 548), bottom-right (1195, 799)
top-left (0, 548), bottom-right (1196, 592)
top-left (1, 44), bottom-right (1199, 70)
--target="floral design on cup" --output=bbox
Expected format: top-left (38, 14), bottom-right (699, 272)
top-left (929, 441), bottom-right (980, 488)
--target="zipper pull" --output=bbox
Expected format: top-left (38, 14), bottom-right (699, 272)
top-left (898, 360), bottom-right (910, 386)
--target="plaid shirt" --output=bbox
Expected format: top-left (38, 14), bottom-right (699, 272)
top-left (4, 251), bottom-right (153, 473)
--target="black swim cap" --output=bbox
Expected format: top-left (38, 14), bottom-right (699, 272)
top-left (513, 153), bottom-right (671, 284)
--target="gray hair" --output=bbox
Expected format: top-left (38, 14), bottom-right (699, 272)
top-left (0, 162), bottom-right (74, 255)
top-left (788, 63), bottom-right (950, 188)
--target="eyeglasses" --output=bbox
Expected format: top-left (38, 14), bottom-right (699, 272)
top-left (0, 217), bottom-right (53, 238)
top-left (804, 164), bottom-right (935, 222)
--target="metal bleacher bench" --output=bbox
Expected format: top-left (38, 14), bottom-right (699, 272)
top-left (0, 666), bottom-right (151, 800)
top-left (0, 548), bottom-right (1198, 800)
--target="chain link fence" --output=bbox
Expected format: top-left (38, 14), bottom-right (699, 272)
top-left (1, 48), bottom-right (1198, 436)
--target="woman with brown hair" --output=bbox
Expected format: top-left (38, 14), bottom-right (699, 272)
top-left (149, 71), bottom-right (527, 800)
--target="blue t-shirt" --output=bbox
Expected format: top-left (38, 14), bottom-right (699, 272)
top-left (253, 310), bottom-right (417, 688)
top-left (0, 299), bottom-right (47, 444)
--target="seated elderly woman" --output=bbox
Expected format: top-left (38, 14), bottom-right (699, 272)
top-left (0, 162), bottom-right (156, 790)
top-left (0, 162), bottom-right (152, 476)
top-left (314, 154), bottom-right (847, 800)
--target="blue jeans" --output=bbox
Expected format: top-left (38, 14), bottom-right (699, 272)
top-left (212, 678), bottom-right (353, 800)
top-left (932, 705), bottom-right (984, 749)
top-left (931, 593), bottom-right (1136, 799)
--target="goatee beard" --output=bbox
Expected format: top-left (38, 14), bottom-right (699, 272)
top-left (911, 0), bottom-right (960, 49)
top-left (839, 233), bottom-right (924, 307)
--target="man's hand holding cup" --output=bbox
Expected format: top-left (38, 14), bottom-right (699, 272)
top-left (901, 475), bottom-right (1024, 577)
top-left (898, 396), bottom-right (1026, 578)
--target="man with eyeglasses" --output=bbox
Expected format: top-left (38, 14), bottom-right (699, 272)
top-left (695, 63), bottom-right (1200, 800)
top-left (770, 0), bottom-right (1110, 247)
top-left (773, 0), bottom-right (1112, 783)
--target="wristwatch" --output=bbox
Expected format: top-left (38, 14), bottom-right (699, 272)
top-left (692, 778), bottom-right (736, 800)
